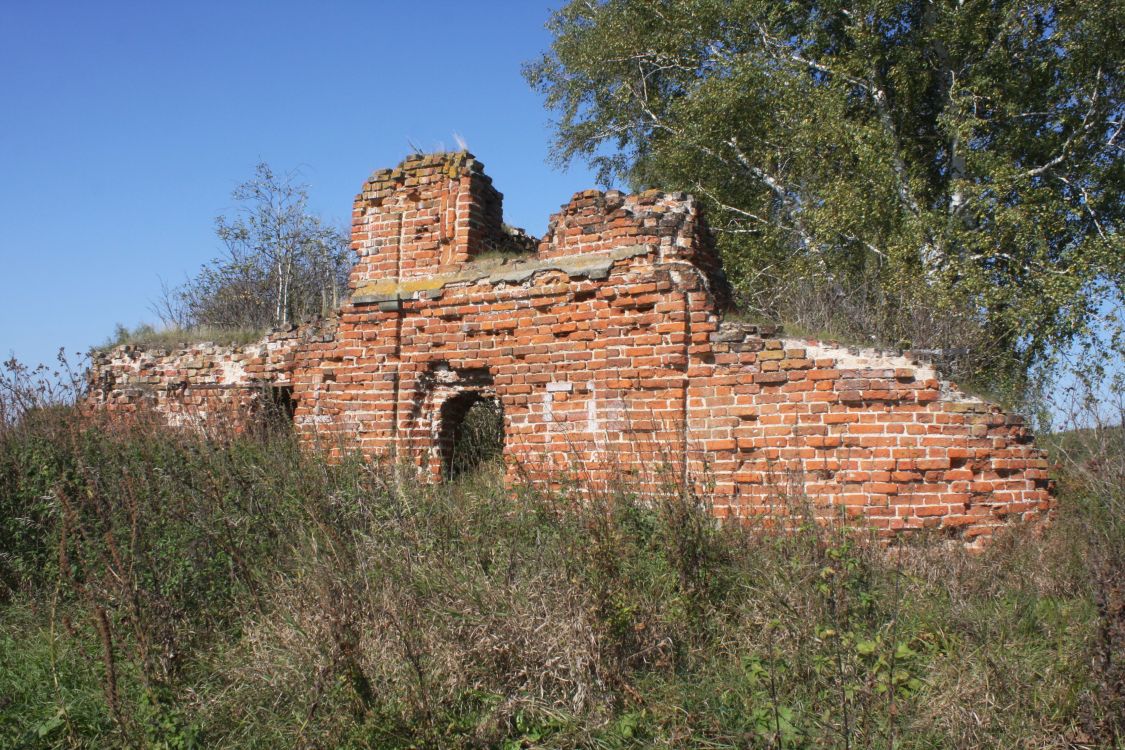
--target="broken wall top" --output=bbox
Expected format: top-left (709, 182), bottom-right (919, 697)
top-left (349, 151), bottom-right (730, 309)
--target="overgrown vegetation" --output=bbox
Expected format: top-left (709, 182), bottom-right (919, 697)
top-left (1, 358), bottom-right (1122, 749)
top-left (154, 162), bottom-right (352, 332)
top-left (527, 0), bottom-right (1124, 403)
top-left (444, 396), bottom-right (506, 479)
top-left (97, 323), bottom-right (268, 352)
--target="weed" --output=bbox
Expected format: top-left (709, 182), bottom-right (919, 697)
top-left (0, 353), bottom-right (1120, 748)
top-left (96, 323), bottom-right (267, 352)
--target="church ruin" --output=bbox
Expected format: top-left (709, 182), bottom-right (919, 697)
top-left (88, 151), bottom-right (1053, 544)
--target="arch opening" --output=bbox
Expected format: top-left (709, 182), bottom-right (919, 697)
top-left (439, 392), bottom-right (504, 480)
top-left (255, 384), bottom-right (296, 437)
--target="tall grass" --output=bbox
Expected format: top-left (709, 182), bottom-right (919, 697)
top-left (1, 357), bottom-right (1121, 748)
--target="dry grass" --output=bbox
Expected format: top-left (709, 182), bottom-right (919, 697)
top-left (96, 322), bottom-right (268, 352)
top-left (0, 357), bottom-right (1121, 748)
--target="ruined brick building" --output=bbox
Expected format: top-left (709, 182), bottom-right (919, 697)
top-left (89, 152), bottom-right (1052, 543)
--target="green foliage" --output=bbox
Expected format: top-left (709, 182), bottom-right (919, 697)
top-left (0, 607), bottom-right (115, 749)
top-left (445, 396), bottom-right (505, 478)
top-left (526, 0), bottom-right (1124, 397)
top-left (0, 402), bottom-right (1120, 747)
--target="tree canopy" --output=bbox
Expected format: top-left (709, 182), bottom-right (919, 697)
top-left (158, 163), bottom-right (351, 332)
top-left (527, 0), bottom-right (1123, 395)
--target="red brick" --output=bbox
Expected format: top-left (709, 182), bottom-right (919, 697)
top-left (87, 150), bottom-right (1053, 547)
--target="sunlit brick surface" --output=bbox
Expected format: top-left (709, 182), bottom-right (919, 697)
top-left (89, 152), bottom-right (1053, 544)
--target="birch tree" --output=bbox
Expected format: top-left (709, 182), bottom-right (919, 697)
top-left (527, 0), bottom-right (1123, 395)
top-left (168, 163), bottom-right (351, 331)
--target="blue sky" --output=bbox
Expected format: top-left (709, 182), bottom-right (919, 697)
top-left (0, 1), bottom-right (598, 370)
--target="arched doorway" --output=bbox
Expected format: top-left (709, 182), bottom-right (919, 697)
top-left (438, 392), bottom-right (504, 479)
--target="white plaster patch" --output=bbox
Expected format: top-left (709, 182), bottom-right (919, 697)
top-left (785, 338), bottom-right (986, 404)
top-left (542, 389), bottom-right (554, 424)
top-left (586, 382), bottom-right (599, 435)
top-left (219, 358), bottom-right (247, 385)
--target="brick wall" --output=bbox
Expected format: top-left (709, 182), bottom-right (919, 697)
top-left (88, 152), bottom-right (1052, 544)
top-left (87, 324), bottom-right (334, 433)
top-left (350, 152), bottom-right (507, 284)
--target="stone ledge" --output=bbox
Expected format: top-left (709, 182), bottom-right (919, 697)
top-left (351, 244), bottom-right (652, 305)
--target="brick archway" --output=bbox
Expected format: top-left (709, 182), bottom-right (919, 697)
top-left (438, 392), bottom-right (504, 479)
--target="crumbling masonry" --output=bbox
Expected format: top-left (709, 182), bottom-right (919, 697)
top-left (89, 152), bottom-right (1053, 543)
